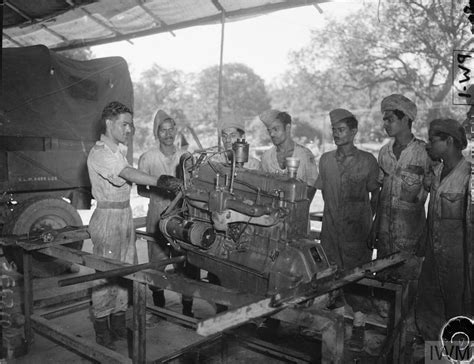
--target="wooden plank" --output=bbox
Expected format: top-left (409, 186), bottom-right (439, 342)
top-left (39, 245), bottom-right (260, 308)
top-left (197, 253), bottom-right (405, 336)
top-left (132, 281), bottom-right (146, 364)
top-left (31, 314), bottom-right (132, 364)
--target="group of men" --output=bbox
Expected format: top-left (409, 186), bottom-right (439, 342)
top-left (85, 94), bottom-right (472, 355)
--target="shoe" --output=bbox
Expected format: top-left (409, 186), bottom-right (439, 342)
top-left (68, 264), bottom-right (80, 274)
top-left (152, 290), bottom-right (166, 308)
top-left (348, 325), bottom-right (365, 352)
top-left (110, 312), bottom-right (128, 341)
top-left (93, 316), bottom-right (115, 350)
top-left (182, 299), bottom-right (194, 318)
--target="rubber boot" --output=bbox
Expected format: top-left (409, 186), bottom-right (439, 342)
top-left (110, 311), bottom-right (128, 341)
top-left (152, 289), bottom-right (166, 308)
top-left (93, 316), bottom-right (115, 350)
top-left (182, 297), bottom-right (194, 318)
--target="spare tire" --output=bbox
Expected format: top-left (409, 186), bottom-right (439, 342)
top-left (2, 197), bottom-right (83, 277)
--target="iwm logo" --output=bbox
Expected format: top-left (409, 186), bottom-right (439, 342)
top-left (453, 51), bottom-right (474, 105)
top-left (425, 316), bottom-right (474, 363)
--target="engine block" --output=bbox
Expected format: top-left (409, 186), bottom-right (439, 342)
top-left (160, 157), bottom-right (332, 296)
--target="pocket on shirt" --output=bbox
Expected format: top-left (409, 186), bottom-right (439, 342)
top-left (440, 192), bottom-right (465, 220)
top-left (346, 174), bottom-right (366, 202)
top-left (400, 171), bottom-right (422, 203)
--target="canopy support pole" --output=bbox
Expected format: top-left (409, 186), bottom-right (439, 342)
top-left (215, 1), bottom-right (226, 150)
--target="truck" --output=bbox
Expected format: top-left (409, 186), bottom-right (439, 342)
top-left (0, 45), bottom-right (134, 276)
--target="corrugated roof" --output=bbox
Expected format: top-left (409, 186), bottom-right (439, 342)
top-left (3, 0), bottom-right (326, 50)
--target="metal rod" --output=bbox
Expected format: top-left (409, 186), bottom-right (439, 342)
top-left (216, 9), bottom-right (226, 151)
top-left (58, 256), bottom-right (185, 287)
top-left (80, 8), bottom-right (134, 45)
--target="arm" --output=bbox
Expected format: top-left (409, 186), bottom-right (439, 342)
top-left (119, 166), bottom-right (158, 186)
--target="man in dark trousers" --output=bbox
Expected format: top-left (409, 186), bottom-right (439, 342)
top-left (315, 108), bottom-right (379, 350)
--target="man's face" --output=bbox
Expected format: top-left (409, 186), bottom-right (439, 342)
top-left (332, 121), bottom-right (357, 147)
top-left (221, 127), bottom-right (243, 150)
top-left (158, 119), bottom-right (176, 147)
top-left (426, 129), bottom-right (447, 161)
top-left (383, 110), bottom-right (408, 137)
top-left (267, 119), bottom-right (290, 147)
top-left (107, 113), bottom-right (133, 145)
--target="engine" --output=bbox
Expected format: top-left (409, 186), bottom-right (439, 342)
top-left (159, 144), bottom-right (332, 296)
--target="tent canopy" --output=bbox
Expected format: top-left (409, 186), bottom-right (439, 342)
top-left (3, 0), bottom-right (326, 51)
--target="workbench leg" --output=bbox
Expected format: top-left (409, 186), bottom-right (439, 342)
top-left (393, 285), bottom-right (403, 363)
top-left (23, 251), bottom-right (34, 346)
top-left (132, 281), bottom-right (146, 364)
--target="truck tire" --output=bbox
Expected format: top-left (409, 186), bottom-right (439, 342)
top-left (2, 197), bottom-right (84, 277)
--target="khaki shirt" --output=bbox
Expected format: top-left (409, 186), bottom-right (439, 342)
top-left (261, 143), bottom-right (318, 185)
top-left (316, 147), bottom-right (379, 268)
top-left (87, 134), bottom-right (131, 203)
top-left (377, 137), bottom-right (431, 255)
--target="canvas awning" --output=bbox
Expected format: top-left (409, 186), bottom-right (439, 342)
top-left (3, 0), bottom-right (327, 51)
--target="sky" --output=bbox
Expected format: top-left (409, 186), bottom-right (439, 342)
top-left (91, 1), bottom-right (366, 83)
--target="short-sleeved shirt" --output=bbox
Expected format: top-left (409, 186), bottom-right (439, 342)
top-left (377, 137), bottom-right (431, 255)
top-left (416, 158), bottom-right (472, 339)
top-left (87, 134), bottom-right (131, 203)
top-left (261, 142), bottom-right (318, 185)
top-left (315, 147), bottom-right (379, 268)
top-left (138, 146), bottom-right (186, 233)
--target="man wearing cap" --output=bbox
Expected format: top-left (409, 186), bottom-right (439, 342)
top-left (259, 110), bottom-right (318, 185)
top-left (416, 118), bottom-right (472, 341)
top-left (215, 112), bottom-right (261, 169)
top-left (87, 102), bottom-right (182, 349)
top-left (315, 108), bottom-right (379, 350)
top-left (373, 94), bottom-right (432, 346)
top-left (138, 109), bottom-right (196, 318)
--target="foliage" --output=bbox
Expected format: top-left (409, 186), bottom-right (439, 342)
top-left (194, 63), bottom-right (271, 127)
top-left (271, 0), bottom-right (473, 142)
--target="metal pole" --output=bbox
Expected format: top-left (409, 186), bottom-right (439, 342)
top-left (216, 10), bottom-right (226, 151)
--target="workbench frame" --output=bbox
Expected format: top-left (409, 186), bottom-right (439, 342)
top-left (7, 226), bottom-right (405, 363)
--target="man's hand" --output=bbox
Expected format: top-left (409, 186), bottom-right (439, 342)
top-left (156, 175), bottom-right (183, 194)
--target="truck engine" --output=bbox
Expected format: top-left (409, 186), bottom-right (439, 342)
top-left (159, 141), bottom-right (333, 297)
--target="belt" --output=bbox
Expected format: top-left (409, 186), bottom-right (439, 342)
top-left (96, 200), bottom-right (130, 209)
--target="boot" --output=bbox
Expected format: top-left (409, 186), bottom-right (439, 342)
top-left (93, 316), bottom-right (115, 350)
top-left (110, 312), bottom-right (128, 341)
top-left (152, 289), bottom-right (166, 308)
top-left (348, 311), bottom-right (366, 351)
top-left (182, 297), bottom-right (194, 318)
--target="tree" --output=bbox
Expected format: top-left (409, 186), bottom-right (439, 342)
top-left (133, 64), bottom-right (194, 152)
top-left (272, 0), bottom-right (472, 141)
top-left (194, 63), bottom-right (271, 128)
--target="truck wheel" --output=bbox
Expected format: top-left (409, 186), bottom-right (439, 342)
top-left (2, 197), bottom-right (83, 277)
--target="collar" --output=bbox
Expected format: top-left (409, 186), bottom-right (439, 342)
top-left (336, 145), bottom-right (358, 159)
top-left (389, 135), bottom-right (416, 151)
top-left (100, 134), bottom-right (127, 155)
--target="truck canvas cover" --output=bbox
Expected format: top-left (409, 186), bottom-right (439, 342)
top-left (1, 44), bottom-right (133, 141)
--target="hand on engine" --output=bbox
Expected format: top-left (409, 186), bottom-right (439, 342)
top-left (156, 175), bottom-right (183, 194)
